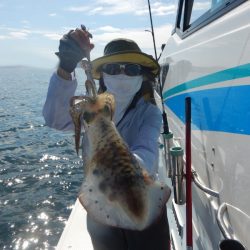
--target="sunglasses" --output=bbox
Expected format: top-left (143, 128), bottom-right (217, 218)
top-left (102, 63), bottom-right (142, 76)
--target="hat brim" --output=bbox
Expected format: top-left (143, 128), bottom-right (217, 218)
top-left (91, 51), bottom-right (159, 79)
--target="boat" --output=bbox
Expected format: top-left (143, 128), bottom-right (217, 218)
top-left (57, 0), bottom-right (249, 249)
top-left (157, 0), bottom-right (250, 249)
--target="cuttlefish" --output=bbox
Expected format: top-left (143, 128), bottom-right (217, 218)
top-left (70, 92), bottom-right (171, 230)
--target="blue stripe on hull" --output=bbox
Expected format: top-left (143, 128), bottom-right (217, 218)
top-left (163, 63), bottom-right (250, 99)
top-left (165, 85), bottom-right (250, 135)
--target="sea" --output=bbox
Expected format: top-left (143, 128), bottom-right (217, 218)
top-left (0, 66), bottom-right (87, 250)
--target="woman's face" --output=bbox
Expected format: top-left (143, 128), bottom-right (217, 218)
top-left (101, 72), bottom-right (143, 98)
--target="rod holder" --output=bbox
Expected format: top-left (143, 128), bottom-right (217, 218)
top-left (170, 146), bottom-right (186, 205)
top-left (164, 132), bottom-right (173, 178)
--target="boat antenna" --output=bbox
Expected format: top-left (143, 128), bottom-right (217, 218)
top-left (147, 0), bottom-right (158, 60)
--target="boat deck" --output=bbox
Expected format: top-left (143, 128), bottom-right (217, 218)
top-left (56, 199), bottom-right (93, 250)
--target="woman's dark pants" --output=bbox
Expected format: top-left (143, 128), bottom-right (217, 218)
top-left (87, 208), bottom-right (170, 250)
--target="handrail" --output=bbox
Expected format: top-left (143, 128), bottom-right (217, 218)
top-left (169, 141), bottom-right (245, 248)
top-left (216, 203), bottom-right (246, 250)
top-left (192, 170), bottom-right (220, 198)
top-left (217, 203), bottom-right (232, 240)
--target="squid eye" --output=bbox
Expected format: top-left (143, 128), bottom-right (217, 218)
top-left (83, 111), bottom-right (96, 123)
top-left (103, 104), bottom-right (111, 114)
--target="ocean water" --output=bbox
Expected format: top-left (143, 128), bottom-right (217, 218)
top-left (0, 66), bottom-right (87, 249)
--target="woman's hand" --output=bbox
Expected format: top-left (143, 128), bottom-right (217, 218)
top-left (56, 26), bottom-right (94, 73)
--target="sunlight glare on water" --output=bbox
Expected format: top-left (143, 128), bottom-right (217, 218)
top-left (0, 67), bottom-right (85, 249)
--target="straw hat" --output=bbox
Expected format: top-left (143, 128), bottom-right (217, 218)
top-left (91, 38), bottom-right (160, 79)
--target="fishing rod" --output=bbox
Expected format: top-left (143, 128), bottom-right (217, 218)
top-left (147, 0), bottom-right (170, 136)
top-left (147, 0), bottom-right (158, 60)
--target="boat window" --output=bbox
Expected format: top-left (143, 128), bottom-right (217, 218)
top-left (189, 0), bottom-right (226, 25)
top-left (176, 0), bottom-right (246, 38)
top-left (189, 1), bottom-right (212, 24)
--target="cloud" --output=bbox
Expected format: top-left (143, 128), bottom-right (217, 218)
top-left (31, 29), bottom-right (63, 40)
top-left (91, 24), bottom-right (172, 58)
top-left (43, 33), bottom-right (61, 40)
top-left (0, 29), bottom-right (31, 40)
top-left (65, 5), bottom-right (89, 12)
top-left (0, 35), bottom-right (8, 40)
top-left (97, 26), bottom-right (121, 32)
top-left (148, 2), bottom-right (176, 16)
top-left (92, 0), bottom-right (136, 15)
top-left (134, 2), bottom-right (176, 16)
top-left (0, 26), bottom-right (62, 41)
top-left (21, 20), bottom-right (30, 24)
top-left (65, 0), bottom-right (176, 16)
top-left (49, 13), bottom-right (57, 17)
top-left (89, 7), bottom-right (104, 15)
top-left (9, 32), bottom-right (29, 39)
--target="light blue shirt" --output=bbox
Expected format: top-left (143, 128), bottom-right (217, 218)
top-left (43, 72), bottom-right (162, 177)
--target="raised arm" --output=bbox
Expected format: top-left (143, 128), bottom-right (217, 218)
top-left (42, 27), bottom-right (94, 131)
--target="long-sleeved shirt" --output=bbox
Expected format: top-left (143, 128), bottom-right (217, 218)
top-left (43, 72), bottom-right (162, 177)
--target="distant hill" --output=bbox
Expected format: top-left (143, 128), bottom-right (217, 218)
top-left (0, 65), bottom-right (54, 70)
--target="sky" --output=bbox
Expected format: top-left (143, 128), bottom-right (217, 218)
top-left (0, 0), bottom-right (178, 69)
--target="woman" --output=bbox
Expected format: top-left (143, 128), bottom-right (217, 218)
top-left (43, 28), bottom-right (170, 250)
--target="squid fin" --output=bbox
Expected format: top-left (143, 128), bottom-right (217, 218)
top-left (78, 171), bottom-right (171, 230)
